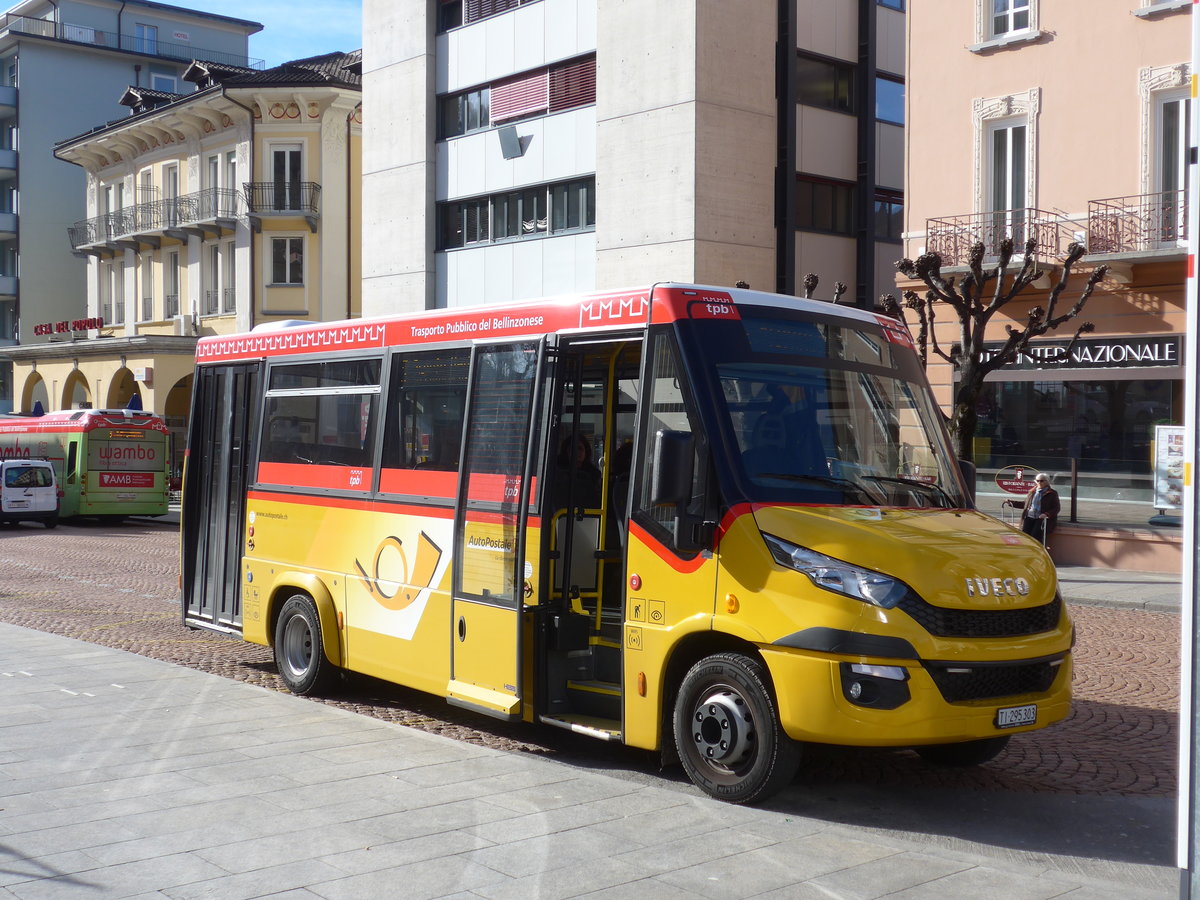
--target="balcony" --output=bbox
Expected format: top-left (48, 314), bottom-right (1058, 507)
top-left (925, 208), bottom-right (1080, 269)
top-left (0, 210), bottom-right (16, 240)
top-left (0, 274), bottom-right (16, 299)
top-left (68, 188), bottom-right (244, 254)
top-left (169, 188), bottom-right (242, 237)
top-left (0, 147), bottom-right (16, 180)
top-left (0, 84), bottom-right (16, 118)
top-left (245, 182), bottom-right (321, 233)
top-left (1088, 190), bottom-right (1187, 257)
top-left (0, 15), bottom-right (264, 69)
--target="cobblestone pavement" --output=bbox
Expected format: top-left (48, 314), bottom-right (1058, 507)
top-left (0, 519), bottom-right (1180, 799)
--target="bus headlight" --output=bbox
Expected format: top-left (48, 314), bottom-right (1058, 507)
top-left (762, 533), bottom-right (908, 609)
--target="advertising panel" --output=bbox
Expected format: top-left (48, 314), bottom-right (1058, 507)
top-left (1153, 424), bottom-right (1184, 510)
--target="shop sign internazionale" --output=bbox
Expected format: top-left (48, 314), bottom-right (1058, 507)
top-left (979, 335), bottom-right (1181, 370)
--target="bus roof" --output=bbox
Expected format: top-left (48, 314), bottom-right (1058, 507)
top-left (195, 283), bottom-right (895, 364)
top-left (0, 409), bottom-right (168, 434)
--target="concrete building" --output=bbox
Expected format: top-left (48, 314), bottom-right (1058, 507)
top-left (361, 0), bottom-right (904, 315)
top-left (900, 0), bottom-right (1189, 571)
top-left (0, 0), bottom-right (262, 410)
top-left (2, 51), bottom-right (362, 477)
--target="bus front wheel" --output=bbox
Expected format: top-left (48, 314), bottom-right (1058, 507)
top-left (274, 594), bottom-right (336, 695)
top-left (673, 652), bottom-right (800, 804)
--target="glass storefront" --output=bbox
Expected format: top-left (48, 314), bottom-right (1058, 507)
top-left (968, 335), bottom-right (1182, 527)
top-left (976, 378), bottom-right (1175, 473)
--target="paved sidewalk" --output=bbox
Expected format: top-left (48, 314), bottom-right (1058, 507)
top-left (0, 622), bottom-right (1177, 900)
top-left (1057, 565), bottom-right (1182, 613)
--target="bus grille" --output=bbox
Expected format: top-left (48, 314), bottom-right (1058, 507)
top-left (898, 594), bottom-right (1061, 638)
top-left (925, 660), bottom-right (1060, 703)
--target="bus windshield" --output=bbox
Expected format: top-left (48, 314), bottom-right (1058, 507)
top-left (689, 308), bottom-right (968, 509)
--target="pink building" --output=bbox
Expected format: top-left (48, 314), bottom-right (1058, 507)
top-left (902, 0), bottom-right (1190, 571)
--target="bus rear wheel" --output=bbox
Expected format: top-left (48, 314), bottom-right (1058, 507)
top-left (673, 652), bottom-right (800, 804)
top-left (274, 594), bottom-right (337, 695)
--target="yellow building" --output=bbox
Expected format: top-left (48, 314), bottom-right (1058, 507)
top-left (3, 51), bottom-right (361, 477)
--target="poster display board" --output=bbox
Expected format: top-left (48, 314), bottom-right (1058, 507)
top-left (1153, 424), bottom-right (1184, 511)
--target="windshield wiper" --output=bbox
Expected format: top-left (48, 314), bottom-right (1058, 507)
top-left (752, 472), bottom-right (875, 500)
top-left (860, 475), bottom-right (954, 506)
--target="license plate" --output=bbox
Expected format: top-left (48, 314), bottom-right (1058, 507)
top-left (7, 500), bottom-right (27, 508)
top-left (117, 493), bottom-right (137, 500)
top-left (996, 703), bottom-right (1037, 729)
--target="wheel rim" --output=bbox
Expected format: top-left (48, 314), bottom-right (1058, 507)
top-left (687, 684), bottom-right (756, 774)
top-left (281, 613), bottom-right (313, 678)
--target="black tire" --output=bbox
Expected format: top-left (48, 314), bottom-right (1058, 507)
top-left (673, 652), bottom-right (800, 804)
top-left (916, 735), bottom-right (1010, 767)
top-left (43, 517), bottom-right (57, 530)
top-left (274, 593), bottom-right (337, 695)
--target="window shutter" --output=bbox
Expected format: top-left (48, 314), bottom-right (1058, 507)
top-left (549, 57), bottom-right (596, 113)
top-left (490, 69), bottom-right (548, 123)
top-left (466, 0), bottom-right (519, 25)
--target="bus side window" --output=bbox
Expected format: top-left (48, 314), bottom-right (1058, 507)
top-left (381, 349), bottom-right (470, 472)
top-left (66, 442), bottom-right (78, 484)
top-left (260, 359), bottom-right (381, 472)
top-left (635, 333), bottom-right (707, 554)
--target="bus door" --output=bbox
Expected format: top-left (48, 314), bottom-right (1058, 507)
top-left (540, 337), bottom-right (642, 733)
top-left (182, 362), bottom-right (260, 632)
top-left (448, 341), bottom-right (544, 720)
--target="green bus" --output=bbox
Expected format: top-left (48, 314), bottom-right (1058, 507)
top-left (0, 409), bottom-right (170, 519)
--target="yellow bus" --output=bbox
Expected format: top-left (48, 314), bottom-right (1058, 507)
top-left (181, 283), bottom-right (1071, 803)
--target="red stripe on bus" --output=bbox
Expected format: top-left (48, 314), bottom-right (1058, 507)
top-left (196, 288), bottom-right (663, 362)
top-left (628, 520), bottom-right (709, 573)
top-left (257, 461), bottom-right (372, 492)
top-left (247, 489), bottom-right (457, 518)
top-left (379, 468), bottom-right (458, 498)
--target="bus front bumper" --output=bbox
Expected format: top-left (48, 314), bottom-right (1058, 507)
top-left (760, 645), bottom-right (1072, 747)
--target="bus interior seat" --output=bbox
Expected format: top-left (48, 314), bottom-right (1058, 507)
top-left (742, 410), bottom-right (826, 479)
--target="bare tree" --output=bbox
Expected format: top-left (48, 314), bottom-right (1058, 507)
top-left (893, 238), bottom-right (1107, 462)
top-left (801, 273), bottom-right (848, 304)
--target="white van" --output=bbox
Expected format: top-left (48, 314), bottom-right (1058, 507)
top-left (0, 459), bottom-right (59, 528)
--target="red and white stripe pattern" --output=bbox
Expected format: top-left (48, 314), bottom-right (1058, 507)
top-left (490, 70), bottom-right (548, 123)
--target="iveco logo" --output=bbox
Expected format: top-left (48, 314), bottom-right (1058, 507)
top-left (964, 577), bottom-right (1031, 598)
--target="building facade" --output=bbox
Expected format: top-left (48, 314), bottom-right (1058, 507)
top-left (902, 0), bottom-right (1189, 570)
top-left (0, 0), bottom-right (262, 409)
top-left (2, 51), bottom-right (362, 476)
top-left (361, 0), bottom-right (904, 315)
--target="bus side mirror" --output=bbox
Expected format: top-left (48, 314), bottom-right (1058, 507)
top-left (650, 430), bottom-right (693, 506)
top-left (958, 458), bottom-right (976, 507)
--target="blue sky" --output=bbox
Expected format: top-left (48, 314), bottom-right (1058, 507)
top-left (197, 0), bottom-right (362, 69)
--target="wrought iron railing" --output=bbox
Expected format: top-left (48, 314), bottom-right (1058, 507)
top-left (222, 287), bottom-right (236, 313)
top-left (68, 188), bottom-right (245, 250)
top-left (1087, 190), bottom-right (1188, 254)
top-left (244, 182), bottom-right (322, 215)
top-left (203, 289), bottom-right (220, 316)
top-left (164, 293), bottom-right (179, 317)
top-left (67, 217), bottom-right (104, 249)
top-left (925, 208), bottom-right (1080, 266)
top-left (0, 14), bottom-right (263, 69)
top-left (175, 188), bottom-right (243, 226)
top-left (141, 296), bottom-right (154, 321)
